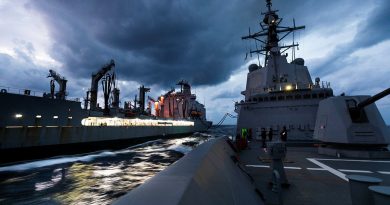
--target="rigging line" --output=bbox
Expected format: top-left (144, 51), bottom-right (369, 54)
top-left (216, 114), bottom-right (227, 126)
top-left (215, 113), bottom-right (237, 127)
top-left (249, 27), bottom-right (253, 58)
top-left (293, 19), bottom-right (298, 84)
top-left (255, 39), bottom-right (261, 65)
top-left (216, 113), bottom-right (227, 126)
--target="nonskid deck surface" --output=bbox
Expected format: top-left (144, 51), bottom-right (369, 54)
top-left (239, 140), bottom-right (390, 205)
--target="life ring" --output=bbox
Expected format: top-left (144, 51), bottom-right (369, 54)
top-left (0, 89), bottom-right (7, 93)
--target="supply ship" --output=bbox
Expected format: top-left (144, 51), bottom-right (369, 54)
top-left (113, 1), bottom-right (390, 204)
top-left (0, 60), bottom-right (211, 163)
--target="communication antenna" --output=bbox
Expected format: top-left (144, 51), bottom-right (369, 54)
top-left (292, 18), bottom-right (296, 61)
top-left (245, 30), bottom-right (249, 60)
top-left (241, 0), bottom-right (305, 67)
top-left (255, 38), bottom-right (261, 65)
top-left (249, 27), bottom-right (252, 58)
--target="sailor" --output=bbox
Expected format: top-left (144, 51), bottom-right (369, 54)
top-left (242, 128), bottom-right (248, 149)
top-left (280, 126), bottom-right (287, 142)
top-left (268, 128), bottom-right (273, 141)
top-left (261, 128), bottom-right (267, 148)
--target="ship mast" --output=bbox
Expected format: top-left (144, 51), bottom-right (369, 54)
top-left (242, 0), bottom-right (305, 70)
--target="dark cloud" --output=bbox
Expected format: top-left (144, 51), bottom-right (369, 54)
top-left (310, 0), bottom-right (390, 77)
top-left (214, 91), bottom-right (241, 100)
top-left (0, 0), bottom-right (387, 123)
top-left (30, 0), bottom-right (267, 88)
top-left (352, 0), bottom-right (390, 48)
top-left (0, 48), bottom-right (47, 93)
top-left (29, 0), bottom-right (382, 89)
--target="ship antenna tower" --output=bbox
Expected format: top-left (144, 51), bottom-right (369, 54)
top-left (242, 0), bottom-right (305, 81)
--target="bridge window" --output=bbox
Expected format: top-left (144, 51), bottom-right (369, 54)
top-left (319, 93), bottom-right (324, 98)
top-left (270, 96), bottom-right (276, 101)
top-left (295, 94), bottom-right (302, 99)
top-left (278, 96), bottom-right (285, 101)
top-left (286, 95), bottom-right (293, 100)
top-left (312, 94), bottom-right (318, 98)
top-left (303, 94), bottom-right (310, 99)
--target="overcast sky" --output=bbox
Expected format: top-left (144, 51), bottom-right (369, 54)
top-left (0, 0), bottom-right (389, 125)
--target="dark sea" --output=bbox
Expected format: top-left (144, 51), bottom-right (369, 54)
top-left (0, 125), bottom-right (235, 205)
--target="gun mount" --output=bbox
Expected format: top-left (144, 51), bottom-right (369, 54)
top-left (357, 88), bottom-right (390, 109)
top-left (347, 88), bottom-right (390, 123)
top-left (47, 69), bottom-right (67, 100)
top-left (314, 88), bottom-right (390, 147)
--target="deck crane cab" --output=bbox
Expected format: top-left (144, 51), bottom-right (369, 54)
top-left (84, 59), bottom-right (116, 112)
top-left (47, 69), bottom-right (67, 100)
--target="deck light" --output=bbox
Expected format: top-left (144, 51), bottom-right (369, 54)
top-left (15, 114), bottom-right (23, 118)
top-left (285, 85), bottom-right (293, 91)
top-left (68, 116), bottom-right (72, 119)
top-left (154, 101), bottom-right (159, 109)
top-left (53, 116), bottom-right (58, 119)
top-left (36, 115), bottom-right (42, 118)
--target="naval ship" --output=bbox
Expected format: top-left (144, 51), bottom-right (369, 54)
top-left (0, 60), bottom-right (211, 163)
top-left (113, 0), bottom-right (390, 204)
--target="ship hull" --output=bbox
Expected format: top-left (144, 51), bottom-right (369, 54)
top-left (0, 91), bottom-right (213, 163)
top-left (0, 131), bottom-right (194, 164)
top-left (0, 125), bottom-right (197, 163)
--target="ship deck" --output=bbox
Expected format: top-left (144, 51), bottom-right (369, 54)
top-left (239, 140), bottom-right (390, 205)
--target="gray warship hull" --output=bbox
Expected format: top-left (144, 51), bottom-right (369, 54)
top-left (113, 137), bottom-right (390, 205)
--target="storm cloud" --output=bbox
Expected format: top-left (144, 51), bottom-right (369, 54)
top-left (1, 0), bottom-right (389, 124)
top-left (29, 0), bottom-right (387, 87)
top-left (29, 0), bottom-right (264, 88)
top-left (313, 0), bottom-right (390, 78)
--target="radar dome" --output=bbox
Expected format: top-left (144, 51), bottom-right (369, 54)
top-left (248, 64), bottom-right (259, 72)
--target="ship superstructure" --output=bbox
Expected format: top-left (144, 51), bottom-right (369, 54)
top-left (236, 0), bottom-right (333, 140)
top-left (152, 80), bottom-right (207, 121)
top-left (0, 60), bottom-right (211, 162)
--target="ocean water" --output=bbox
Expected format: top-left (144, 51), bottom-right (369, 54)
top-left (0, 125), bottom-right (235, 205)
